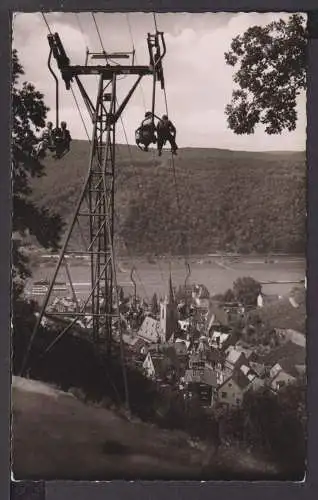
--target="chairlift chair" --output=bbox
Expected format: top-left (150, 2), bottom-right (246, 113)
top-left (135, 126), bottom-right (157, 152)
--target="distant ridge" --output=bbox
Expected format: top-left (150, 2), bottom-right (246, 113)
top-left (30, 140), bottom-right (306, 255)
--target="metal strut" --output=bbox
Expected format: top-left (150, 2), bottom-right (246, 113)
top-left (47, 47), bottom-right (59, 129)
top-left (147, 31), bottom-right (166, 125)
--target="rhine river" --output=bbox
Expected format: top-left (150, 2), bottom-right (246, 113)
top-left (29, 255), bottom-right (305, 301)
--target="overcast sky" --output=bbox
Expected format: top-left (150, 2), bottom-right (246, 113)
top-left (13, 12), bottom-right (306, 151)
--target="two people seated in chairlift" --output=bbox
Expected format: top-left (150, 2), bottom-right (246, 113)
top-left (136, 111), bottom-right (178, 156)
top-left (34, 120), bottom-right (72, 159)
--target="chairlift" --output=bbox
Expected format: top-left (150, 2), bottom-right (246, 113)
top-left (135, 112), bottom-right (177, 155)
top-left (34, 33), bottom-right (72, 161)
top-left (135, 125), bottom-right (157, 152)
top-left (135, 126), bottom-right (175, 154)
top-left (134, 31), bottom-right (178, 155)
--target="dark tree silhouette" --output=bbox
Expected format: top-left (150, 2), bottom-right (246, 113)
top-left (225, 14), bottom-right (307, 135)
top-left (233, 276), bottom-right (262, 307)
top-left (12, 49), bottom-right (64, 296)
top-left (151, 292), bottom-right (160, 316)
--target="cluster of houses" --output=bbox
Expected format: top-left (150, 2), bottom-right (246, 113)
top-left (38, 271), bottom-right (306, 411)
top-left (118, 276), bottom-right (306, 410)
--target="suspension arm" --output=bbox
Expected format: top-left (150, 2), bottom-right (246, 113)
top-left (47, 47), bottom-right (59, 128)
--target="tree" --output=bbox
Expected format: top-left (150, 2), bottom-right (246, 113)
top-left (151, 292), bottom-right (160, 316)
top-left (233, 276), bottom-right (262, 307)
top-left (12, 49), bottom-right (64, 296)
top-left (118, 286), bottom-right (125, 303)
top-left (12, 50), bottom-right (64, 374)
top-left (243, 382), bottom-right (306, 477)
top-left (222, 288), bottom-right (236, 303)
top-left (225, 14), bottom-right (307, 135)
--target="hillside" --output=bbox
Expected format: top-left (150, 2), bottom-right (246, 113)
top-left (30, 141), bottom-right (306, 255)
top-left (12, 376), bottom-right (279, 480)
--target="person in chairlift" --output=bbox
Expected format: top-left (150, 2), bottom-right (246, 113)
top-left (60, 121), bottom-right (72, 150)
top-left (34, 120), bottom-right (53, 157)
top-left (156, 114), bottom-right (178, 156)
top-left (54, 121), bottom-right (72, 158)
top-left (137, 111), bottom-right (157, 151)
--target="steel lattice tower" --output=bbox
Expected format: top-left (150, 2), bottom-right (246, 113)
top-left (21, 30), bottom-right (166, 375)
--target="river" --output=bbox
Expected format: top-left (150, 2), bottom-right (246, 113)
top-left (29, 255), bottom-right (305, 301)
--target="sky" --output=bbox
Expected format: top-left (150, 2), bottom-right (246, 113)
top-left (12, 11), bottom-right (307, 151)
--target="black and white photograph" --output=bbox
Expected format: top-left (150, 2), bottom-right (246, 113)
top-left (11, 11), bottom-right (306, 481)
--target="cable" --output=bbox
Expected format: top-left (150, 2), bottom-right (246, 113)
top-left (126, 11), bottom-right (169, 291)
top-left (152, 11), bottom-right (158, 32)
top-left (152, 13), bottom-right (192, 287)
top-left (116, 90), bottom-right (167, 294)
top-left (75, 13), bottom-right (87, 46)
top-left (70, 82), bottom-right (149, 301)
top-left (125, 13), bottom-right (147, 110)
top-left (115, 113), bottom-right (153, 301)
top-left (70, 85), bottom-right (91, 142)
top-left (41, 12), bottom-right (52, 35)
top-left (118, 13), bottom-right (168, 291)
top-left (91, 12), bottom-right (108, 62)
top-left (113, 208), bottom-right (150, 303)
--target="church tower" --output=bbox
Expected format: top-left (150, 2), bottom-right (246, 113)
top-left (160, 273), bottom-right (178, 342)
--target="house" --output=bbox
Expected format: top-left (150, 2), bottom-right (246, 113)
top-left (189, 352), bottom-right (206, 371)
top-left (209, 330), bottom-right (232, 350)
top-left (269, 356), bottom-right (305, 392)
top-left (217, 370), bottom-right (250, 407)
top-left (174, 338), bottom-right (190, 356)
top-left (224, 346), bottom-right (249, 374)
top-left (205, 347), bottom-right (225, 368)
top-left (270, 359), bottom-right (298, 391)
top-left (270, 370), bottom-right (297, 391)
top-left (231, 345), bottom-right (255, 361)
top-left (122, 335), bottom-right (149, 355)
top-left (142, 352), bottom-right (176, 381)
top-left (184, 366), bottom-right (218, 406)
top-left (257, 293), bottom-right (281, 308)
top-left (238, 363), bottom-right (263, 390)
top-left (249, 361), bottom-right (266, 378)
top-left (216, 361), bottom-right (262, 407)
top-left (274, 328), bottom-right (306, 348)
top-left (137, 316), bottom-right (164, 344)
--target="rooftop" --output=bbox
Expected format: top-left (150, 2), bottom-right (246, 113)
top-left (138, 316), bottom-right (163, 343)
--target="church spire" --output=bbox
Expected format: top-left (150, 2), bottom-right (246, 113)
top-left (169, 272), bottom-right (174, 304)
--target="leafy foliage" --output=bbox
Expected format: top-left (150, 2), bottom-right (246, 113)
top-left (233, 276), bottom-right (262, 307)
top-left (30, 141), bottom-right (306, 256)
top-left (225, 14), bottom-right (307, 134)
top-left (243, 382), bottom-right (306, 476)
top-left (251, 297), bottom-right (306, 334)
top-left (12, 49), bottom-right (64, 295)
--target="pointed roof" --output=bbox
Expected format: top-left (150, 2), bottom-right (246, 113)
top-left (168, 271), bottom-right (175, 304)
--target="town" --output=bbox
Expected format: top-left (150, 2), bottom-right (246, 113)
top-left (38, 272), bottom-right (306, 413)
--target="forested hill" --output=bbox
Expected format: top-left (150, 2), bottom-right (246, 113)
top-left (30, 140), bottom-right (306, 255)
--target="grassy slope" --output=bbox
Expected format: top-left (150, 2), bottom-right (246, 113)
top-left (30, 141), bottom-right (306, 255)
top-left (12, 376), bottom-right (279, 480)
